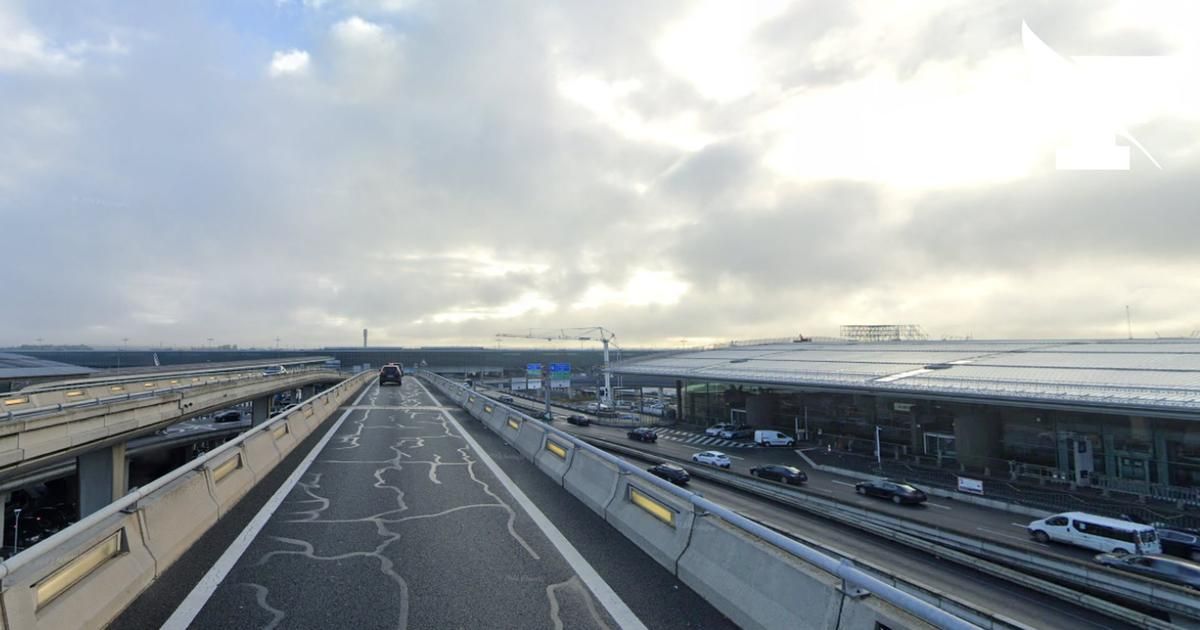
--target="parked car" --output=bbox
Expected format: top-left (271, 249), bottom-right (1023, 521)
top-left (705, 423), bottom-right (734, 437)
top-left (498, 395), bottom-right (514, 404)
top-left (378, 364), bottom-right (403, 386)
top-left (754, 430), bottom-right (796, 447)
top-left (854, 479), bottom-right (927, 505)
top-left (718, 426), bottom-right (753, 440)
top-left (1094, 553), bottom-right (1200, 589)
top-left (262, 364), bottom-right (288, 376)
top-left (750, 465), bottom-right (807, 485)
top-left (648, 463), bottom-right (690, 485)
top-left (567, 414), bottom-right (591, 426)
top-left (627, 428), bottom-right (657, 443)
top-left (214, 410), bottom-right (243, 423)
top-left (691, 451), bottom-right (732, 469)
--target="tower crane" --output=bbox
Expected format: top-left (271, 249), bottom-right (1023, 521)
top-left (496, 327), bottom-right (617, 406)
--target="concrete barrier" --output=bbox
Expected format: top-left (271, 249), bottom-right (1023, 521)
top-left (0, 512), bottom-right (154, 630)
top-left (677, 515), bottom-right (844, 630)
top-left (513, 420), bottom-right (547, 461)
top-left (205, 448), bottom-right (255, 517)
top-left (481, 406), bottom-right (507, 431)
top-left (535, 433), bottom-right (575, 485)
top-left (604, 476), bottom-right (696, 573)
top-left (561, 448), bottom-right (622, 517)
top-left (241, 429), bottom-right (282, 480)
top-left (838, 593), bottom-right (937, 630)
top-left (270, 419), bottom-right (300, 455)
top-left (139, 471), bottom-right (219, 571)
top-left (498, 413), bottom-right (523, 444)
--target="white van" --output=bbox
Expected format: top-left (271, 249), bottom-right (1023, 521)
top-left (1026, 511), bottom-right (1161, 554)
top-left (754, 430), bottom-right (796, 447)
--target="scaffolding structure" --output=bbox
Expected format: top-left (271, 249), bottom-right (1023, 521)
top-left (840, 324), bottom-right (928, 342)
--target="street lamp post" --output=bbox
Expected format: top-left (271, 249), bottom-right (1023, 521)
top-left (12, 507), bottom-right (22, 554)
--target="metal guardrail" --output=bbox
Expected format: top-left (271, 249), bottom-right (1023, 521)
top-left (586, 436), bottom-right (1192, 628)
top-left (421, 371), bottom-right (982, 630)
top-left (17, 358), bottom-right (334, 394)
top-left (0, 370), bottom-right (373, 582)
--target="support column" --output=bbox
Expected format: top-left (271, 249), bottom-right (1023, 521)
top-left (77, 443), bottom-right (128, 517)
top-left (302, 384), bottom-right (318, 400)
top-left (252, 395), bottom-right (271, 425)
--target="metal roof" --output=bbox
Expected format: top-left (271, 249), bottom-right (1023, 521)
top-left (612, 340), bottom-right (1200, 414)
top-left (0, 353), bottom-right (95, 379)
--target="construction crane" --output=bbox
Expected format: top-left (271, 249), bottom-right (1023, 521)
top-left (496, 327), bottom-right (617, 405)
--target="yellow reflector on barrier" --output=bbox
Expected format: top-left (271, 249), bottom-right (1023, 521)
top-left (468, 395), bottom-right (476, 403)
top-left (546, 440), bottom-right (567, 459)
top-left (507, 417), bottom-right (521, 430)
top-left (629, 486), bottom-right (675, 527)
top-left (483, 404), bottom-right (494, 413)
top-left (34, 529), bottom-right (124, 609)
top-left (170, 379), bottom-right (179, 384)
top-left (109, 386), bottom-right (124, 393)
top-left (3, 397), bottom-right (28, 406)
top-left (212, 453), bottom-right (242, 483)
top-left (272, 423), bottom-right (289, 439)
top-left (66, 390), bottom-right (85, 398)
top-left (143, 382), bottom-right (156, 388)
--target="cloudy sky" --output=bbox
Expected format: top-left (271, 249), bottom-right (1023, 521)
top-left (3, 0), bottom-right (1198, 349)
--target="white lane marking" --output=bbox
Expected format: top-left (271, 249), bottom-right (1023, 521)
top-left (416, 380), bottom-right (647, 630)
top-left (924, 502), bottom-right (952, 510)
top-left (830, 480), bottom-right (858, 488)
top-left (977, 526), bottom-right (1036, 544)
top-left (1010, 522), bottom-right (1030, 528)
top-left (162, 382), bottom-right (375, 630)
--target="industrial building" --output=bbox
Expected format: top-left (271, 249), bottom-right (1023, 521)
top-left (613, 339), bottom-right (1200, 498)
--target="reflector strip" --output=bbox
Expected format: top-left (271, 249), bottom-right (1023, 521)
top-left (629, 486), bottom-right (675, 527)
top-left (507, 417), bottom-right (521, 430)
top-left (35, 529), bottom-right (125, 609)
top-left (212, 453), bottom-right (242, 483)
top-left (546, 440), bottom-right (567, 459)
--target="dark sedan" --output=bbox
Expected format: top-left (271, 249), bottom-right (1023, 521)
top-left (854, 479), bottom-right (927, 505)
top-left (627, 428), bottom-right (657, 443)
top-left (648, 463), bottom-right (690, 485)
top-left (567, 414), bottom-right (591, 426)
top-left (1159, 529), bottom-right (1200, 562)
top-left (750, 465), bottom-right (807, 485)
top-left (1095, 553), bottom-right (1200, 590)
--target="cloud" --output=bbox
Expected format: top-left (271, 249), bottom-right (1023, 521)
top-left (268, 49), bottom-right (310, 77)
top-left (2, 1), bottom-right (1199, 348)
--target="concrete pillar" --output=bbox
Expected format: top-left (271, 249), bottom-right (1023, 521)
top-left (0, 492), bottom-right (7, 549)
top-left (302, 384), bottom-right (318, 400)
top-left (252, 395), bottom-right (271, 425)
top-left (78, 443), bottom-right (128, 517)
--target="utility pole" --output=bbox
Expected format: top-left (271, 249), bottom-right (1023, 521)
top-left (1126, 305), bottom-right (1133, 340)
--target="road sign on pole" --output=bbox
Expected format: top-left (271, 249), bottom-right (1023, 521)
top-left (549, 363), bottom-right (571, 389)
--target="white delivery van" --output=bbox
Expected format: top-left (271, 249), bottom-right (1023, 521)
top-left (1026, 511), bottom-right (1161, 554)
top-left (754, 430), bottom-right (796, 447)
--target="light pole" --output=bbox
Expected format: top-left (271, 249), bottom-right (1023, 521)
top-left (12, 507), bottom-right (21, 554)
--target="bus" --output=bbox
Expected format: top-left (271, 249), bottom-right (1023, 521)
top-left (1027, 511), bottom-right (1161, 554)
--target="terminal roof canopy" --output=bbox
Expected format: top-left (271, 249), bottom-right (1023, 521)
top-left (612, 340), bottom-right (1200, 414)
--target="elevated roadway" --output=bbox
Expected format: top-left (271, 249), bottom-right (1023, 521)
top-left (116, 379), bottom-right (733, 629)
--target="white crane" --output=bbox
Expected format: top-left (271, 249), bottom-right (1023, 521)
top-left (495, 327), bottom-right (617, 406)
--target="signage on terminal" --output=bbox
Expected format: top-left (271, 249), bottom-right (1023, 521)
top-left (956, 476), bottom-right (984, 495)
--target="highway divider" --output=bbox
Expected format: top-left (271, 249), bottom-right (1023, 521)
top-left (0, 370), bottom-right (374, 630)
top-left (588, 436), bottom-right (1181, 630)
top-left (421, 371), bottom-right (981, 630)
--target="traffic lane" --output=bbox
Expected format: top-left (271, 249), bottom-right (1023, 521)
top-left (557, 423), bottom-right (1099, 564)
top-left (184, 381), bottom-right (620, 630)
top-left (680, 475), bottom-right (1134, 630)
top-left (426, 386), bottom-right (736, 629)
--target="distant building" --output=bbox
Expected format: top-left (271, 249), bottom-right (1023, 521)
top-left (0, 353), bottom-right (95, 393)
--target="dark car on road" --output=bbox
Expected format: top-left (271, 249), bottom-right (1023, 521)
top-left (854, 479), bottom-right (927, 505)
top-left (498, 395), bottom-right (514, 404)
top-left (750, 465), bottom-right (807, 485)
top-left (1157, 529), bottom-right (1200, 562)
top-left (214, 410), bottom-right (243, 423)
top-left (567, 414), bottom-right (591, 426)
top-left (648, 463), bottom-right (690, 485)
top-left (379, 364), bottom-right (403, 386)
top-left (1094, 553), bottom-right (1200, 590)
top-left (628, 428), bottom-right (657, 443)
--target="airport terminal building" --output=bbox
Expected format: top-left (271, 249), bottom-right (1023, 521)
top-left (613, 339), bottom-right (1200, 498)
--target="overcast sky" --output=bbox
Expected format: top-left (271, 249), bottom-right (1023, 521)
top-left (3, 1), bottom-right (1198, 349)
